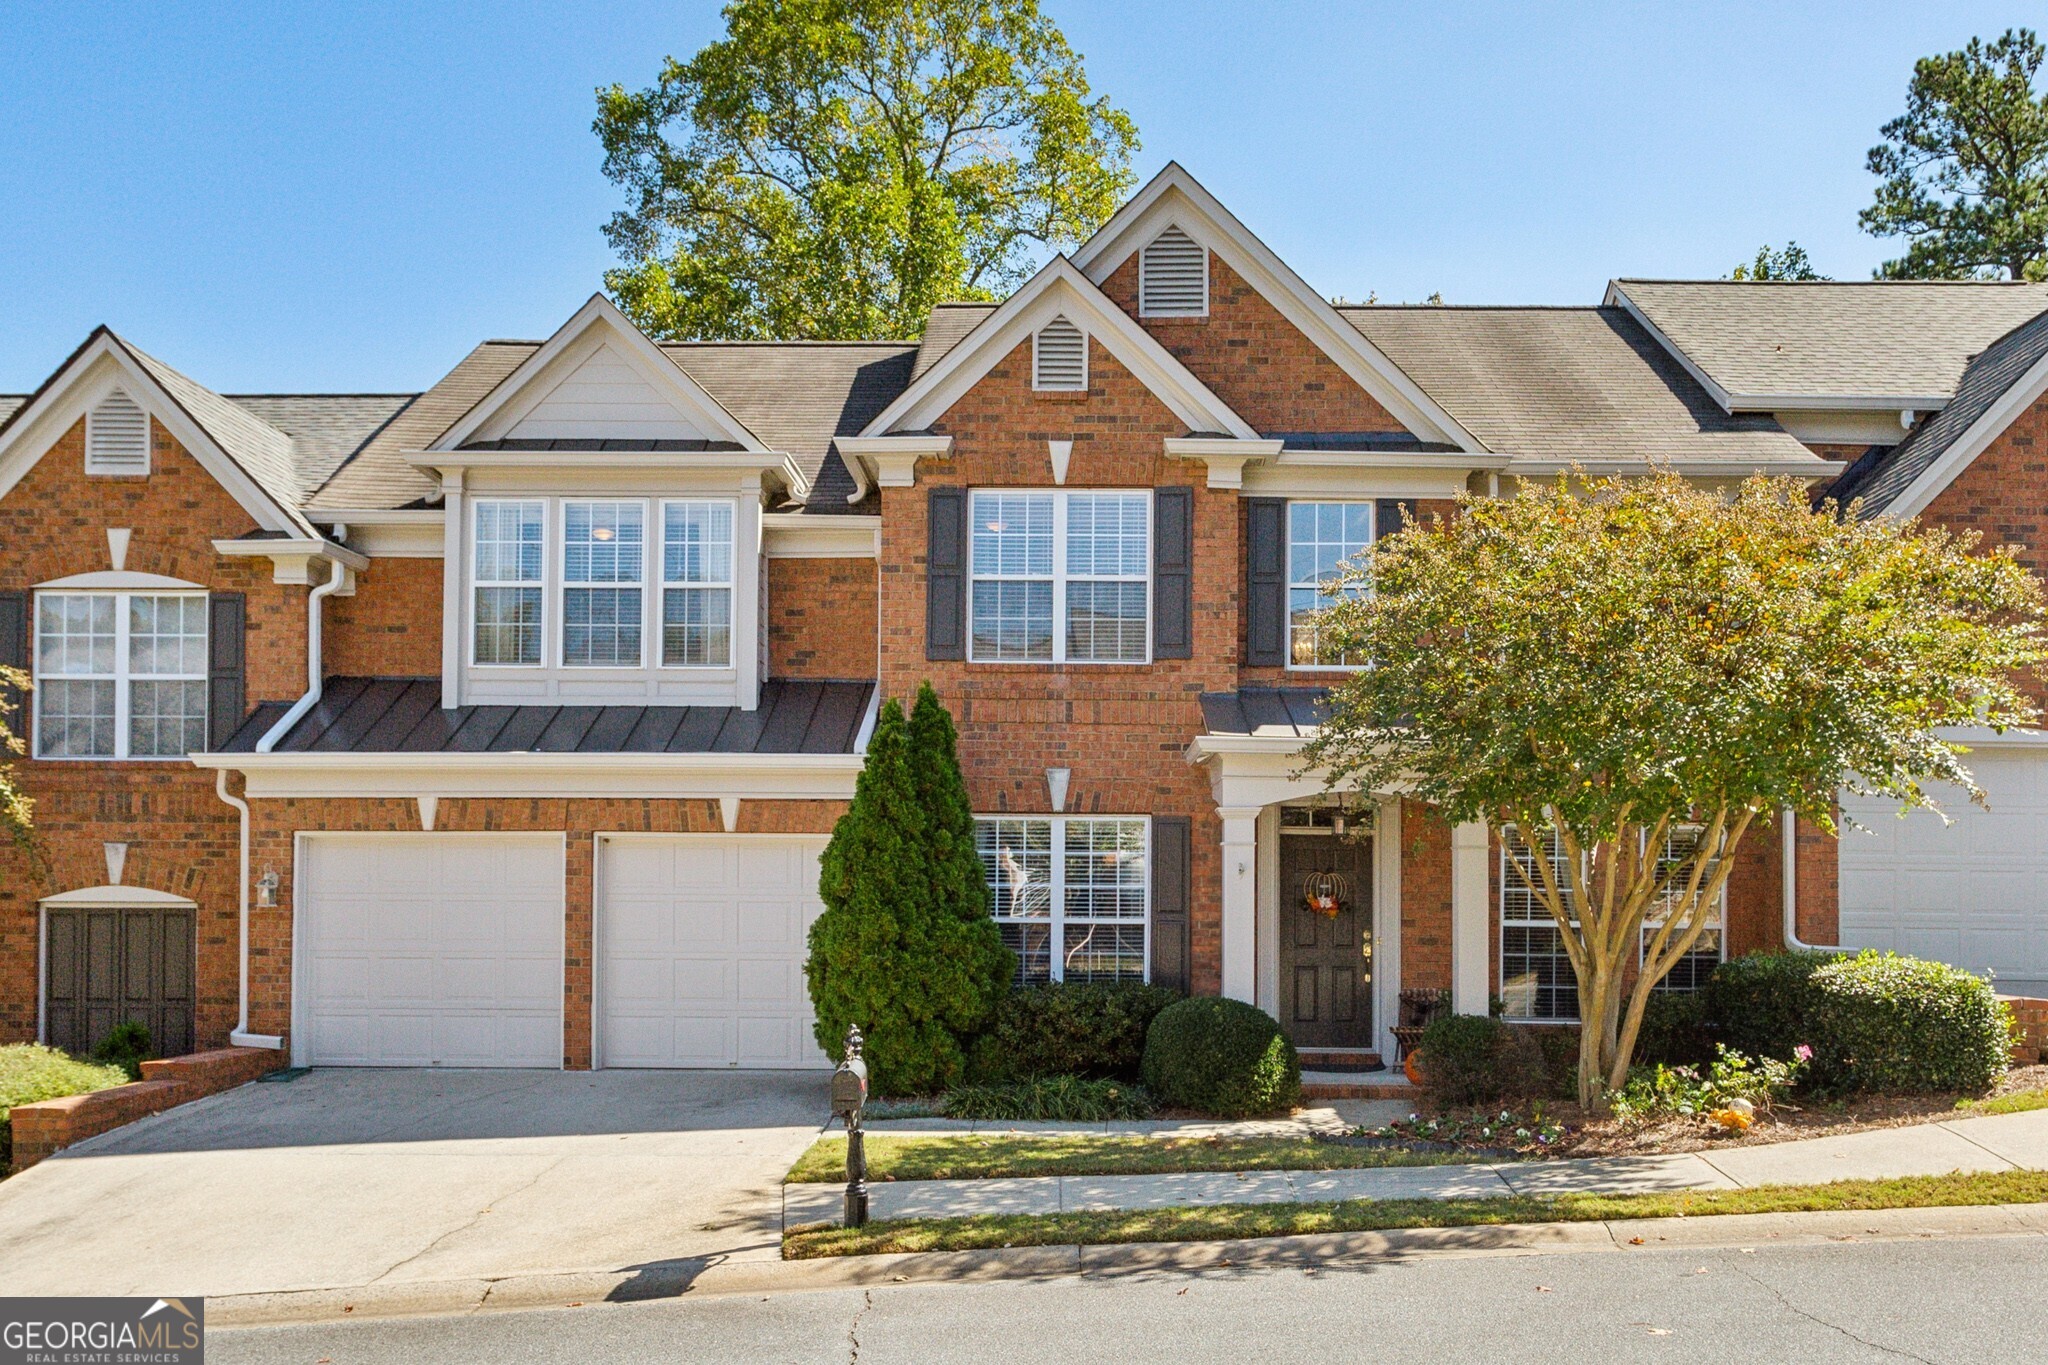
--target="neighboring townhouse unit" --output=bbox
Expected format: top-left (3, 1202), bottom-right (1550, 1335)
top-left (4, 163), bottom-right (2044, 1075)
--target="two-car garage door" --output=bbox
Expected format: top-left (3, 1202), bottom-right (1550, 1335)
top-left (1840, 749), bottom-right (2048, 997)
top-left (294, 833), bottom-right (828, 1068)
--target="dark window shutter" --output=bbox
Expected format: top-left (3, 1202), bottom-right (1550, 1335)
top-left (0, 591), bottom-right (27, 747)
top-left (207, 592), bottom-right (247, 750)
top-left (1375, 498), bottom-right (1415, 541)
top-left (1244, 498), bottom-right (1286, 666)
top-left (1152, 486), bottom-right (1193, 659)
top-left (926, 487), bottom-right (967, 661)
top-left (1150, 815), bottom-right (1192, 993)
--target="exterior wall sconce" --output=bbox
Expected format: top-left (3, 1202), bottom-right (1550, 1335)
top-left (256, 868), bottom-right (280, 909)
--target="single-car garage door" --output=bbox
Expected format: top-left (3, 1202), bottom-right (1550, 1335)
top-left (597, 834), bottom-right (829, 1068)
top-left (296, 834), bottom-right (566, 1067)
top-left (1840, 748), bottom-right (2048, 996)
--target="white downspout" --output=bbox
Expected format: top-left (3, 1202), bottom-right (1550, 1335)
top-left (256, 557), bottom-right (346, 753)
top-left (1781, 805), bottom-right (1844, 952)
top-left (216, 770), bottom-right (279, 1049)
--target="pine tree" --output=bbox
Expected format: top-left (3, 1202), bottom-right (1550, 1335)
top-left (807, 687), bottom-right (1012, 1093)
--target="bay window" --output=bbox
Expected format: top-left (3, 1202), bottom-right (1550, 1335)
top-left (1287, 501), bottom-right (1373, 667)
top-left (662, 500), bottom-right (733, 667)
top-left (969, 490), bottom-right (1149, 663)
top-left (562, 501), bottom-right (644, 667)
top-left (35, 592), bottom-right (207, 759)
top-left (472, 500), bottom-right (545, 665)
top-left (975, 816), bottom-right (1149, 985)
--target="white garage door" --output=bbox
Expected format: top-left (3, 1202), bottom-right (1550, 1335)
top-left (597, 834), bottom-right (829, 1068)
top-left (296, 834), bottom-right (566, 1067)
top-left (1841, 748), bottom-right (2048, 996)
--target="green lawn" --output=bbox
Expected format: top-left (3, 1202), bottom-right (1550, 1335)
top-left (1957, 1086), bottom-right (2048, 1117)
top-left (783, 1168), bottom-right (2048, 1259)
top-left (786, 1133), bottom-right (1476, 1184)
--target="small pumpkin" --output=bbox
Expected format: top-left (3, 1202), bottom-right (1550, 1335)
top-left (1404, 1050), bottom-right (1426, 1086)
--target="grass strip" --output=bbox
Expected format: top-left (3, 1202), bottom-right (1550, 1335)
top-left (1958, 1087), bottom-right (2048, 1117)
top-left (783, 1168), bottom-right (2048, 1259)
top-left (786, 1134), bottom-right (1474, 1184)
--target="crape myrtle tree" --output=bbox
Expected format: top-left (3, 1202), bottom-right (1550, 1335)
top-left (807, 683), bottom-right (1010, 1094)
top-left (1301, 473), bottom-right (2046, 1106)
top-left (0, 669), bottom-right (36, 873)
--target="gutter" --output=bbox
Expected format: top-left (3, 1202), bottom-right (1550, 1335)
top-left (1781, 805), bottom-right (1843, 952)
top-left (255, 558), bottom-right (347, 752)
top-left (215, 769), bottom-right (281, 1049)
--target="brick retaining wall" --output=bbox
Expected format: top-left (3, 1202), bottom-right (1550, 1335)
top-left (7, 1045), bottom-right (285, 1170)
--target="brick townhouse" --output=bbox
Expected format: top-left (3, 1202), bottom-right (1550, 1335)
top-left (3, 164), bottom-right (2044, 1074)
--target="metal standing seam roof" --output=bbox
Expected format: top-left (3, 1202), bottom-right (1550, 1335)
top-left (217, 676), bottom-right (876, 756)
top-left (1612, 279), bottom-right (2048, 405)
top-left (1827, 307), bottom-right (2048, 517)
top-left (1199, 687), bottom-right (1331, 737)
top-left (1339, 306), bottom-right (1815, 467)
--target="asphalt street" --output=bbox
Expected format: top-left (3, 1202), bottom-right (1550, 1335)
top-left (213, 1232), bottom-right (2044, 1364)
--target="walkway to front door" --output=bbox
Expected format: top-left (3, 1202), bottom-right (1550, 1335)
top-left (1277, 826), bottom-right (1373, 1050)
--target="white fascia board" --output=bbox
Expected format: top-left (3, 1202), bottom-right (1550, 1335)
top-left (189, 749), bottom-right (865, 801)
top-left (212, 537), bottom-right (371, 589)
top-left (1887, 346), bottom-right (2048, 519)
top-left (1503, 455), bottom-right (1837, 480)
top-left (431, 294), bottom-right (767, 454)
top-left (304, 510), bottom-right (446, 559)
top-left (761, 512), bottom-right (880, 558)
top-left (1162, 437), bottom-right (1283, 489)
top-left (1184, 732), bottom-right (1314, 760)
top-left (860, 257), bottom-right (1257, 440)
top-left (1930, 725), bottom-right (2048, 748)
top-left (1073, 164), bottom-right (1486, 453)
top-left (0, 336), bottom-right (305, 536)
top-left (835, 435), bottom-right (953, 492)
top-left (1241, 461), bottom-right (1478, 501)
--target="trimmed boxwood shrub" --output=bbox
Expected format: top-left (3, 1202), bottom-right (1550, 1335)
top-left (967, 982), bottom-right (1180, 1083)
top-left (1141, 997), bottom-right (1301, 1118)
top-left (1806, 951), bottom-right (2012, 1094)
top-left (1417, 1014), bottom-right (1549, 1105)
top-left (1703, 949), bottom-right (1836, 1062)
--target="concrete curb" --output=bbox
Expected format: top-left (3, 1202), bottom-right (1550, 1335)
top-left (208, 1201), bottom-right (2048, 1329)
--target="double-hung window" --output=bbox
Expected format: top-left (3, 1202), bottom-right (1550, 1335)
top-left (1643, 824), bottom-right (1726, 993)
top-left (661, 500), bottom-right (733, 667)
top-left (969, 490), bottom-right (1149, 663)
top-left (562, 501), bottom-right (645, 667)
top-left (976, 816), bottom-right (1149, 986)
top-left (1287, 501), bottom-right (1373, 667)
top-left (473, 501), bottom-right (545, 665)
top-left (35, 592), bottom-right (207, 759)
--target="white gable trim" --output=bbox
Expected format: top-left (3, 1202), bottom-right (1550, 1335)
top-left (0, 333), bottom-right (304, 535)
top-left (1886, 345), bottom-right (2048, 520)
top-left (431, 295), bottom-right (767, 454)
top-left (1073, 164), bottom-right (1485, 452)
top-left (862, 257), bottom-right (1257, 439)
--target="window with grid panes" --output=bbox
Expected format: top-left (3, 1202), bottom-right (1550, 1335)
top-left (975, 817), bottom-right (1148, 985)
top-left (1643, 824), bottom-right (1726, 993)
top-left (1287, 501), bottom-right (1374, 666)
top-left (969, 491), bottom-right (1149, 663)
top-left (662, 500), bottom-right (733, 666)
top-left (1499, 824), bottom-right (1581, 1021)
top-left (472, 500), bottom-right (545, 665)
top-left (35, 592), bottom-right (207, 759)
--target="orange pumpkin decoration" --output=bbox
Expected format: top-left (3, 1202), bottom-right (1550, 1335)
top-left (1404, 1050), bottom-right (1426, 1086)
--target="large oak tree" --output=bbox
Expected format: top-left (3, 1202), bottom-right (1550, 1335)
top-left (1302, 474), bottom-right (2046, 1105)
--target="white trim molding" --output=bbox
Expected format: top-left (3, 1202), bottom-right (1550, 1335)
top-left (1886, 344), bottom-right (2048, 519)
top-left (40, 884), bottom-right (197, 909)
top-left (833, 435), bottom-right (953, 496)
top-left (761, 513), bottom-right (880, 558)
top-left (212, 536), bottom-right (368, 589)
top-left (190, 749), bottom-right (865, 802)
top-left (1162, 437), bottom-right (1283, 489)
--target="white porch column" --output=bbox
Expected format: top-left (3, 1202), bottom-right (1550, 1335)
top-left (1218, 806), bottom-right (1261, 1003)
top-left (1451, 820), bottom-right (1490, 1015)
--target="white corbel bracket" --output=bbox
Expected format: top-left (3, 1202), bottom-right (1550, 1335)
top-left (835, 435), bottom-right (956, 498)
top-left (1163, 437), bottom-right (1284, 490)
top-left (212, 537), bottom-right (369, 593)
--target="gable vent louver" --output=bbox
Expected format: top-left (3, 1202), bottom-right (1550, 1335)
top-left (1140, 225), bottom-right (1208, 317)
top-left (85, 390), bottom-right (150, 475)
top-left (1033, 316), bottom-right (1087, 391)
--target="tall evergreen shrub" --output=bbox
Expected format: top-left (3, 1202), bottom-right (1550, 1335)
top-left (806, 684), bottom-right (1011, 1094)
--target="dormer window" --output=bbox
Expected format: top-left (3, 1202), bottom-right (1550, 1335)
top-left (1033, 317), bottom-right (1087, 392)
top-left (85, 390), bottom-right (150, 475)
top-left (1139, 225), bottom-right (1208, 318)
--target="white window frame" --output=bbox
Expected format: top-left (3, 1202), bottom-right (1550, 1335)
top-left (1641, 823), bottom-right (1728, 994)
top-left (976, 815), bottom-right (1151, 986)
top-left (32, 589), bottom-right (207, 762)
top-left (559, 498), bottom-right (649, 670)
top-left (967, 488), bottom-right (1153, 665)
top-left (470, 498), bottom-right (549, 668)
top-left (1032, 317), bottom-right (1088, 392)
top-left (1285, 499), bottom-right (1374, 671)
top-left (658, 498), bottom-right (736, 670)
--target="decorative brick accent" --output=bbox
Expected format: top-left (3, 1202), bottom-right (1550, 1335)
top-left (768, 557), bottom-right (877, 678)
top-left (8, 1045), bottom-right (284, 1169)
top-left (0, 418), bottom-right (310, 1047)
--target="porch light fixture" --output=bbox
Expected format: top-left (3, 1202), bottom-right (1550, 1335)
top-left (256, 867), bottom-right (280, 909)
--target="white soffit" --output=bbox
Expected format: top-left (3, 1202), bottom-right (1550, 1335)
top-left (1072, 163), bottom-right (1484, 452)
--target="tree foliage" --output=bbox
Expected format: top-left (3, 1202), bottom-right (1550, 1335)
top-left (0, 670), bottom-right (38, 876)
top-left (595, 0), bottom-right (1139, 340)
top-left (1728, 242), bottom-right (1826, 281)
top-left (1860, 28), bottom-right (2048, 280)
top-left (1302, 474), bottom-right (2046, 1103)
top-left (807, 683), bottom-right (1010, 1094)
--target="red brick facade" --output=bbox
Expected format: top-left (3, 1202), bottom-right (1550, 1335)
top-left (324, 555), bottom-right (443, 678)
top-left (767, 556), bottom-right (877, 679)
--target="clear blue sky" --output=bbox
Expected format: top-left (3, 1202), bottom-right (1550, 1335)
top-left (0, 1), bottom-right (2030, 393)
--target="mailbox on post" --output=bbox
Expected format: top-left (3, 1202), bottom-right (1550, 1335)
top-left (833, 1025), bottom-right (871, 1227)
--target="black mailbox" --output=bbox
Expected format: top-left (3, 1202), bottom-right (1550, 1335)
top-left (833, 1025), bottom-right (870, 1227)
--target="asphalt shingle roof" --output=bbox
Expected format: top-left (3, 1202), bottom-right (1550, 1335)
top-left (307, 341), bottom-right (532, 511)
top-left (913, 303), bottom-right (998, 380)
top-left (1827, 307), bottom-right (2048, 516)
top-left (1339, 306), bottom-right (1816, 467)
top-left (1614, 280), bottom-right (2048, 405)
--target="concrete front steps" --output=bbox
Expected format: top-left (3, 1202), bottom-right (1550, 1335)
top-left (1301, 1069), bottom-right (1416, 1101)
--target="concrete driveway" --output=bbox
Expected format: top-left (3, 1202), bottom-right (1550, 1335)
top-left (0, 1068), bottom-right (828, 1300)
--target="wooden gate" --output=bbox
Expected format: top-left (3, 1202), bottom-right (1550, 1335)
top-left (43, 905), bottom-right (195, 1058)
